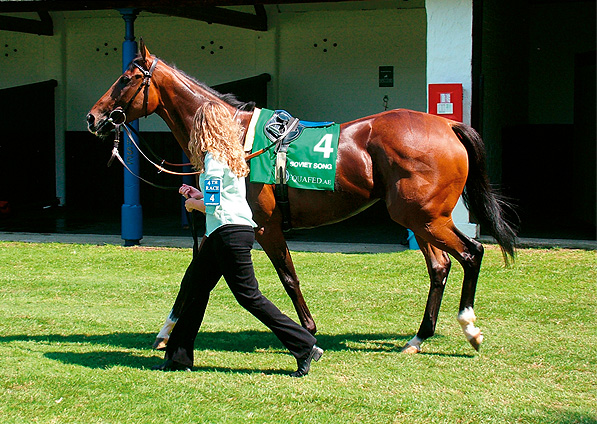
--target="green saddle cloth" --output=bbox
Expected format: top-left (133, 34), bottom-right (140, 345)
top-left (248, 108), bottom-right (340, 191)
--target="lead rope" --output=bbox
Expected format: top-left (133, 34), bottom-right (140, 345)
top-left (108, 124), bottom-right (180, 190)
top-left (121, 124), bottom-right (201, 176)
top-left (109, 123), bottom-right (204, 245)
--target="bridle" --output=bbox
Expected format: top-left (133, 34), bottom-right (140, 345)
top-left (125, 57), bottom-right (159, 119)
top-left (106, 56), bottom-right (203, 185)
top-left (95, 56), bottom-right (159, 134)
top-left (104, 56), bottom-right (271, 188)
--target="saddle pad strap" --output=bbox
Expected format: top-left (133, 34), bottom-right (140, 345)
top-left (275, 151), bottom-right (287, 185)
top-left (244, 108), bottom-right (262, 153)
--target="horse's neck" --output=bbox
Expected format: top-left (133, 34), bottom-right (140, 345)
top-left (153, 66), bottom-right (253, 154)
top-left (152, 68), bottom-right (208, 153)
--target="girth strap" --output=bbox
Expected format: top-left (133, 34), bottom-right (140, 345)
top-left (273, 117), bottom-right (299, 232)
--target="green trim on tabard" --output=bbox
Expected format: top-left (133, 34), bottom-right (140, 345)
top-left (249, 109), bottom-right (339, 191)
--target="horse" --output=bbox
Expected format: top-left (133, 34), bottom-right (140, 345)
top-left (87, 40), bottom-right (516, 354)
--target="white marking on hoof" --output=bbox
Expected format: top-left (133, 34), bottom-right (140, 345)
top-left (457, 307), bottom-right (483, 350)
top-left (157, 316), bottom-right (177, 340)
top-left (400, 335), bottom-right (423, 354)
top-left (469, 332), bottom-right (484, 351)
top-left (153, 315), bottom-right (177, 349)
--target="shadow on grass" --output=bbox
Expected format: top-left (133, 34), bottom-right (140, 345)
top-left (43, 351), bottom-right (290, 375)
top-left (0, 330), bottom-right (411, 352)
top-left (540, 410), bottom-right (597, 424)
top-left (1, 330), bottom-right (473, 371)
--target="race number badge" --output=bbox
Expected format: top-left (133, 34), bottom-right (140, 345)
top-left (204, 179), bottom-right (221, 206)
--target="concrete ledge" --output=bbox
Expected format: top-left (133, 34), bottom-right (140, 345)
top-left (478, 236), bottom-right (597, 251)
top-left (1, 232), bottom-right (594, 253)
top-left (0, 231), bottom-right (406, 254)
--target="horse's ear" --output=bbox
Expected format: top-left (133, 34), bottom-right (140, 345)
top-left (139, 38), bottom-right (151, 61)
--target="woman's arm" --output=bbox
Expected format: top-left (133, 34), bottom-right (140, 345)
top-left (185, 197), bottom-right (206, 214)
top-left (179, 184), bottom-right (203, 200)
top-left (179, 184), bottom-right (205, 213)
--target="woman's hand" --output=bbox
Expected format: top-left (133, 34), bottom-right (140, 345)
top-left (180, 184), bottom-right (206, 213)
top-left (179, 184), bottom-right (203, 200)
top-left (185, 197), bottom-right (206, 213)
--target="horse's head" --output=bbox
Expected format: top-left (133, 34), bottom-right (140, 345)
top-left (87, 39), bottom-right (160, 137)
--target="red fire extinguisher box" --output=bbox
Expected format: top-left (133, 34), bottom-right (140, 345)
top-left (428, 83), bottom-right (463, 122)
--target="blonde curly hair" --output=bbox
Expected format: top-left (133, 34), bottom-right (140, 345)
top-left (188, 101), bottom-right (249, 177)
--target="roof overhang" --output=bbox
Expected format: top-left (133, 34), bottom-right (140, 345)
top-left (0, 1), bottom-right (391, 34)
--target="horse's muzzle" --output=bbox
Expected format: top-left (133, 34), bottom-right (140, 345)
top-left (86, 112), bottom-right (104, 135)
top-left (87, 110), bottom-right (123, 137)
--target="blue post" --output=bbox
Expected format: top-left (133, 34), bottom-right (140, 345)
top-left (407, 229), bottom-right (419, 250)
top-left (181, 151), bottom-right (193, 228)
top-left (119, 8), bottom-right (142, 246)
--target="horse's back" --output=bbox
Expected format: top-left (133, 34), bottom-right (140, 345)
top-left (337, 109), bottom-right (469, 227)
top-left (339, 109), bottom-right (468, 185)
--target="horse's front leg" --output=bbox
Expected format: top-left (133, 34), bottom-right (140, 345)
top-left (153, 312), bottom-right (177, 350)
top-left (153, 234), bottom-right (207, 350)
top-left (255, 225), bottom-right (317, 334)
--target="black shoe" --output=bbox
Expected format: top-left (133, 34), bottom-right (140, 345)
top-left (291, 345), bottom-right (323, 377)
top-left (151, 359), bottom-right (191, 372)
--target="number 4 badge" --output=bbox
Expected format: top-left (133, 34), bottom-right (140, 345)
top-left (204, 179), bottom-right (221, 206)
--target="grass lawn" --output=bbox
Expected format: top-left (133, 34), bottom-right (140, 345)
top-left (0, 241), bottom-right (595, 423)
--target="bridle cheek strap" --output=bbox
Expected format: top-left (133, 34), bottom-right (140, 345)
top-left (124, 57), bottom-right (159, 118)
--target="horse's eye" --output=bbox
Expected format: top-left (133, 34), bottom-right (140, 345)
top-left (120, 75), bottom-right (131, 85)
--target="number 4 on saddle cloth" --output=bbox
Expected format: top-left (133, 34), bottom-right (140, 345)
top-left (246, 108), bottom-right (340, 192)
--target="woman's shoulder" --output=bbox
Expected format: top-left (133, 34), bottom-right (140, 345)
top-left (204, 152), bottom-right (229, 176)
top-left (205, 152), bottom-right (222, 167)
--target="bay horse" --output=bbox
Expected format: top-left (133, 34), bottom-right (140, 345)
top-left (87, 41), bottom-right (516, 353)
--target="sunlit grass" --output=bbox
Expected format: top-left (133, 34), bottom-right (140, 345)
top-left (1, 242), bottom-right (595, 423)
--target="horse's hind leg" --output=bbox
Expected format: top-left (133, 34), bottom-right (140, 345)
top-left (425, 224), bottom-right (486, 351)
top-left (423, 220), bottom-right (485, 351)
top-left (401, 241), bottom-right (451, 353)
top-left (453, 231), bottom-right (485, 351)
top-left (255, 226), bottom-right (317, 334)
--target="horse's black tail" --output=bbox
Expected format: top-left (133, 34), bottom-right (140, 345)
top-left (451, 122), bottom-right (518, 264)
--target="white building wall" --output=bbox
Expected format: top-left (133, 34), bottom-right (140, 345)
top-left (276, 7), bottom-right (427, 123)
top-left (426, 0), bottom-right (477, 237)
top-left (1, 2), bottom-right (477, 233)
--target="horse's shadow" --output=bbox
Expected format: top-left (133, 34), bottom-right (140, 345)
top-left (1, 331), bottom-right (472, 372)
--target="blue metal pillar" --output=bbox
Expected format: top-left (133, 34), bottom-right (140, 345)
top-left (406, 229), bottom-right (419, 250)
top-left (181, 152), bottom-right (194, 228)
top-left (119, 9), bottom-right (142, 246)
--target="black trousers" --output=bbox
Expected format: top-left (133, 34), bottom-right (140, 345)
top-left (166, 224), bottom-right (316, 367)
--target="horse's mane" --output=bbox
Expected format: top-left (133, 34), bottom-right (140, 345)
top-left (130, 54), bottom-right (255, 111)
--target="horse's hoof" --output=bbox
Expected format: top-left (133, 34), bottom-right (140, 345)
top-left (152, 338), bottom-right (168, 351)
top-left (400, 343), bottom-right (421, 354)
top-left (468, 332), bottom-right (484, 351)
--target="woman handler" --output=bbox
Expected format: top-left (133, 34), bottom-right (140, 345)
top-left (152, 101), bottom-right (322, 377)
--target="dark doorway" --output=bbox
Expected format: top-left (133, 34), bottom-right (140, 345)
top-left (0, 80), bottom-right (57, 216)
top-left (475, 0), bottom-right (596, 240)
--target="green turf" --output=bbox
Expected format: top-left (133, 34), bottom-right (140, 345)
top-left (1, 242), bottom-right (595, 423)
